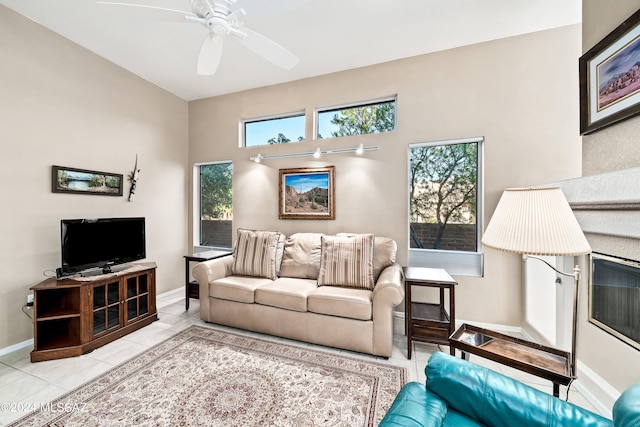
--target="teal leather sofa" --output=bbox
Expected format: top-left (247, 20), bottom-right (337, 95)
top-left (380, 352), bottom-right (640, 427)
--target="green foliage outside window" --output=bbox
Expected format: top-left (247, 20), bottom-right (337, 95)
top-left (409, 142), bottom-right (478, 250)
top-left (200, 163), bottom-right (232, 220)
top-left (317, 100), bottom-right (396, 139)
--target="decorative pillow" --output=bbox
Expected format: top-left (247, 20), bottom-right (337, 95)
top-left (275, 232), bottom-right (286, 276)
top-left (337, 233), bottom-right (397, 280)
top-left (279, 233), bottom-right (323, 279)
top-left (232, 229), bottom-right (281, 280)
top-left (317, 234), bottom-right (375, 290)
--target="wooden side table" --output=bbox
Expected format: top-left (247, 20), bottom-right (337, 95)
top-left (404, 266), bottom-right (457, 359)
top-left (184, 249), bottom-right (231, 310)
top-left (449, 323), bottom-right (572, 397)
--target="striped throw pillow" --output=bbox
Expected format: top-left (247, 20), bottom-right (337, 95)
top-left (317, 234), bottom-right (375, 290)
top-left (232, 229), bottom-right (281, 280)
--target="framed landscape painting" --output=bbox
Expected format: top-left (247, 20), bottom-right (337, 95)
top-left (279, 166), bottom-right (335, 219)
top-left (580, 8), bottom-right (640, 134)
top-left (52, 165), bottom-right (123, 196)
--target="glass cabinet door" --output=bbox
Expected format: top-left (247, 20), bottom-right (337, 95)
top-left (125, 273), bottom-right (150, 323)
top-left (92, 281), bottom-right (121, 336)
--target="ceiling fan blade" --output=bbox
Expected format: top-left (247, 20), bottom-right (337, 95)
top-left (96, 1), bottom-right (196, 17)
top-left (197, 33), bottom-right (223, 75)
top-left (237, 27), bottom-right (299, 70)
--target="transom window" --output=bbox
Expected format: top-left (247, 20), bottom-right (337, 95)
top-left (316, 99), bottom-right (396, 139)
top-left (243, 113), bottom-right (305, 147)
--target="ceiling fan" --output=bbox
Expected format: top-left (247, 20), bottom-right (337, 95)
top-left (97, 0), bottom-right (300, 75)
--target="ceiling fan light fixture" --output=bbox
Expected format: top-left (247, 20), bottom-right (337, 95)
top-left (102, 0), bottom-right (299, 76)
top-left (209, 18), bottom-right (231, 36)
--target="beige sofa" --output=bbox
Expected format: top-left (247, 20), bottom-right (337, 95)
top-left (193, 230), bottom-right (404, 357)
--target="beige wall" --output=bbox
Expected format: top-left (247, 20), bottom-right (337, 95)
top-left (582, 0), bottom-right (640, 174)
top-left (577, 0), bottom-right (640, 403)
top-left (0, 6), bottom-right (189, 349)
top-left (190, 25), bottom-right (583, 327)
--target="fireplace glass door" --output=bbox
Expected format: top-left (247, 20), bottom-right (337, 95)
top-left (589, 253), bottom-right (640, 350)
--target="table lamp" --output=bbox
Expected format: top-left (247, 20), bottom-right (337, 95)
top-left (481, 187), bottom-right (591, 376)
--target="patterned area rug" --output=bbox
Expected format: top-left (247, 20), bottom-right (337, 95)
top-left (10, 325), bottom-right (405, 427)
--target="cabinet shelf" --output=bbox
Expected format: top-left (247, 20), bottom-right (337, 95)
top-left (30, 263), bottom-right (157, 362)
top-left (36, 311), bottom-right (81, 321)
top-left (411, 302), bottom-right (450, 323)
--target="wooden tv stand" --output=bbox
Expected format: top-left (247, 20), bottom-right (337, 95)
top-left (30, 262), bottom-right (158, 362)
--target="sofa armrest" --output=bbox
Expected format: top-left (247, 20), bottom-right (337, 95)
top-left (379, 382), bottom-right (447, 427)
top-left (371, 263), bottom-right (404, 356)
top-left (613, 382), bottom-right (640, 427)
top-left (192, 255), bottom-right (233, 298)
top-left (372, 262), bottom-right (404, 307)
top-left (426, 352), bottom-right (612, 427)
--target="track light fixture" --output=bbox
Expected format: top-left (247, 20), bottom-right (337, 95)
top-left (249, 144), bottom-right (379, 162)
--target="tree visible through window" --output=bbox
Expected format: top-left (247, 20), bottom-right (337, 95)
top-left (317, 99), bottom-right (396, 138)
top-left (409, 141), bottom-right (479, 251)
top-left (199, 162), bottom-right (232, 248)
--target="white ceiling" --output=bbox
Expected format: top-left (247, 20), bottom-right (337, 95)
top-left (1, 0), bottom-right (581, 101)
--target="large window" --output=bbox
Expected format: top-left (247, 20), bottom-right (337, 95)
top-left (243, 113), bottom-right (305, 147)
top-left (408, 137), bottom-right (483, 276)
top-left (198, 162), bottom-right (232, 249)
top-left (316, 99), bottom-right (396, 139)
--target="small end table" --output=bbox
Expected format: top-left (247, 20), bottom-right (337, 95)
top-left (184, 249), bottom-right (231, 310)
top-left (404, 266), bottom-right (457, 359)
top-left (449, 323), bottom-right (573, 397)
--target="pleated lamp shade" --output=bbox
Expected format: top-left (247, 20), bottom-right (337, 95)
top-left (482, 187), bottom-right (591, 256)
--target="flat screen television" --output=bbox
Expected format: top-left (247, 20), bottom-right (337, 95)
top-left (60, 217), bottom-right (146, 276)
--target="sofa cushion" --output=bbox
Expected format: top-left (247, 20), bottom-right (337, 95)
top-left (308, 286), bottom-right (372, 320)
top-left (210, 275), bottom-right (273, 303)
top-left (255, 277), bottom-right (318, 312)
top-left (279, 233), bottom-right (323, 279)
top-left (337, 233), bottom-right (397, 280)
top-left (317, 234), bottom-right (375, 290)
top-left (232, 228), bottom-right (281, 280)
top-left (442, 410), bottom-right (485, 427)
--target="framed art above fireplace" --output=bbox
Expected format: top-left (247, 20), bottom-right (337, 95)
top-left (580, 8), bottom-right (640, 135)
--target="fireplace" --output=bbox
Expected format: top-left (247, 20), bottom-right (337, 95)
top-left (589, 252), bottom-right (640, 350)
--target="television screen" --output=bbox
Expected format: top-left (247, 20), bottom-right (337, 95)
top-left (61, 217), bottom-right (146, 275)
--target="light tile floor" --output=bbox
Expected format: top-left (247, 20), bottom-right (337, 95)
top-left (0, 290), bottom-right (599, 426)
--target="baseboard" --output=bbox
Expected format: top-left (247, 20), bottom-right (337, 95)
top-left (158, 287), bottom-right (183, 298)
top-left (454, 318), bottom-right (524, 335)
top-left (0, 339), bottom-right (33, 357)
top-left (393, 312), bottom-right (523, 336)
top-left (573, 361), bottom-right (619, 418)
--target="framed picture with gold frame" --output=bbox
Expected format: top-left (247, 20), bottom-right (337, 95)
top-left (278, 166), bottom-right (335, 220)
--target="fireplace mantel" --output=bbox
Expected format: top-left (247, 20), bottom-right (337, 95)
top-left (552, 167), bottom-right (640, 240)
